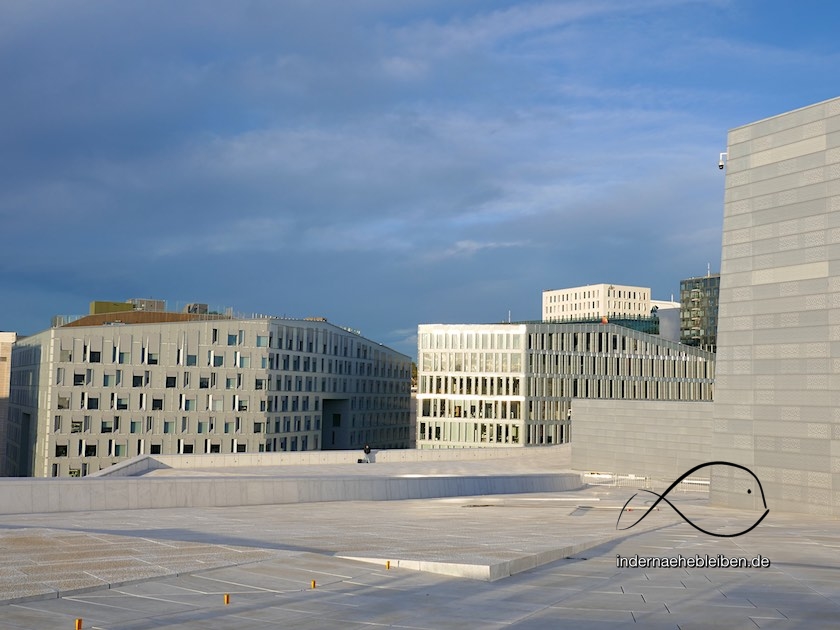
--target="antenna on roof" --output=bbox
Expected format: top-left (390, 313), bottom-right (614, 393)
top-left (707, 262), bottom-right (711, 277)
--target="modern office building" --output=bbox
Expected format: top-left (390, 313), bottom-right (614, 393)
top-left (416, 322), bottom-right (714, 449)
top-left (679, 274), bottom-right (721, 352)
top-left (7, 309), bottom-right (411, 477)
top-left (542, 284), bottom-right (651, 322)
top-left (0, 332), bottom-right (17, 476)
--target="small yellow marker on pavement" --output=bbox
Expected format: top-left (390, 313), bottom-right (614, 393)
top-left (224, 593), bottom-right (230, 605)
top-left (75, 620), bottom-right (83, 630)
top-left (386, 560), bottom-right (391, 570)
top-left (311, 580), bottom-right (316, 589)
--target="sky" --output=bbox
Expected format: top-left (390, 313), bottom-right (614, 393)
top-left (2, 0), bottom-right (840, 359)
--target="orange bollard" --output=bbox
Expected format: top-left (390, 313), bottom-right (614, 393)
top-left (386, 560), bottom-right (391, 570)
top-left (311, 580), bottom-right (316, 589)
top-left (224, 593), bottom-right (230, 605)
top-left (75, 620), bottom-right (83, 630)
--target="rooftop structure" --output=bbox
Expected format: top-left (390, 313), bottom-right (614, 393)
top-left (0, 447), bottom-right (835, 626)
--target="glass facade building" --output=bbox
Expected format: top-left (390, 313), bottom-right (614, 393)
top-left (417, 322), bottom-right (715, 449)
top-left (679, 274), bottom-right (721, 353)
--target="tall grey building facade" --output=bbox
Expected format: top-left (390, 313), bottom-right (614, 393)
top-left (8, 313), bottom-right (411, 477)
top-left (713, 96), bottom-right (840, 515)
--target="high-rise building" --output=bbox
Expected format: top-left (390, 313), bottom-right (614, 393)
top-left (7, 310), bottom-right (411, 477)
top-left (679, 274), bottom-right (721, 352)
top-left (416, 322), bottom-right (714, 449)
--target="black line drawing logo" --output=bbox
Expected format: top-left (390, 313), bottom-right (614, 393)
top-left (616, 461), bottom-right (769, 538)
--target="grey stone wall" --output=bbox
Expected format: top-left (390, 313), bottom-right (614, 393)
top-left (713, 96), bottom-right (840, 516)
top-left (571, 399), bottom-right (713, 480)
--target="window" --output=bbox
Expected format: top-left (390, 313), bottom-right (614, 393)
top-left (256, 335), bottom-right (268, 347)
top-left (254, 422), bottom-right (263, 433)
top-left (182, 443), bottom-right (194, 454)
top-left (133, 375), bottom-right (143, 387)
top-left (164, 421), bottom-right (174, 434)
top-left (101, 419), bottom-right (114, 433)
top-left (255, 379), bottom-right (265, 390)
top-left (213, 355), bottom-right (224, 367)
top-left (90, 351), bottom-right (101, 363)
top-left (150, 444), bottom-right (162, 455)
top-left (239, 355), bottom-right (250, 369)
top-left (226, 377), bottom-right (236, 390)
top-left (119, 352), bottom-right (130, 364)
top-left (58, 396), bottom-right (71, 410)
top-left (114, 444), bottom-right (125, 457)
top-left (103, 374), bottom-right (114, 387)
top-left (85, 444), bottom-right (97, 457)
top-left (184, 398), bottom-right (195, 411)
top-left (60, 349), bottom-right (72, 362)
top-left (152, 398), bottom-right (163, 411)
top-left (236, 443), bottom-right (246, 453)
top-left (117, 397), bottom-right (128, 410)
top-left (87, 397), bottom-right (99, 410)
top-left (209, 443), bottom-right (220, 453)
top-left (130, 421), bottom-right (140, 434)
top-left (148, 352), bottom-right (159, 365)
top-left (200, 377), bottom-right (210, 389)
top-left (186, 354), bottom-right (197, 366)
top-left (228, 333), bottom-right (238, 345)
top-left (55, 444), bottom-right (68, 457)
top-left (74, 373), bottom-right (85, 386)
top-left (166, 376), bottom-right (177, 388)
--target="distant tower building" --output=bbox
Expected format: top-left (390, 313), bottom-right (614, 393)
top-left (679, 274), bottom-right (720, 353)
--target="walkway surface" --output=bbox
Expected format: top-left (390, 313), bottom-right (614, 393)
top-left (1, 452), bottom-right (839, 629)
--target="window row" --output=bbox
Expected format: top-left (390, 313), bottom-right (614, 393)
top-left (53, 414), bottom-right (322, 435)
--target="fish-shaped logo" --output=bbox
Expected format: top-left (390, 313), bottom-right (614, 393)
top-left (616, 461), bottom-right (769, 537)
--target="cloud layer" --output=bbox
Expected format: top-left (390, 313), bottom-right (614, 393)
top-left (2, 0), bottom-right (838, 357)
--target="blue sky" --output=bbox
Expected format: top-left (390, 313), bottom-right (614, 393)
top-left (2, 0), bottom-right (839, 358)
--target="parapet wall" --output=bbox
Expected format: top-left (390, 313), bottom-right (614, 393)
top-left (0, 446), bottom-right (581, 515)
top-left (90, 445), bottom-right (539, 478)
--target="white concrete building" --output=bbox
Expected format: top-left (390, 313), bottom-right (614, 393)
top-left (416, 322), bottom-right (714, 449)
top-left (650, 299), bottom-right (681, 343)
top-left (542, 284), bottom-right (651, 322)
top-left (8, 313), bottom-right (411, 477)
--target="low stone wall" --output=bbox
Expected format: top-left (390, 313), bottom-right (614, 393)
top-left (0, 471), bottom-right (581, 516)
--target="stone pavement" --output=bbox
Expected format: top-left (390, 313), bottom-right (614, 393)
top-left (1, 453), bottom-right (839, 628)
